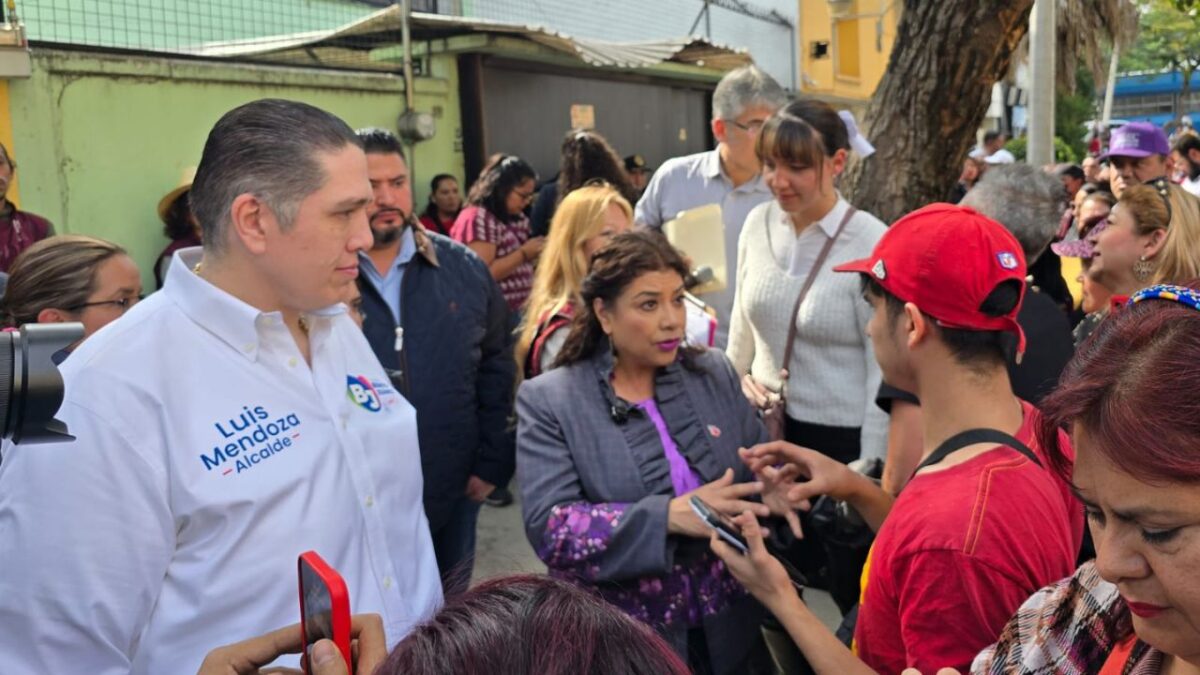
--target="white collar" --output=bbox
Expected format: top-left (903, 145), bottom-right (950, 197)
top-left (163, 247), bottom-right (344, 362)
top-left (815, 195), bottom-right (851, 238)
top-left (778, 194), bottom-right (850, 238)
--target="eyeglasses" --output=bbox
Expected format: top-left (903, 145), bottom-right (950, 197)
top-left (726, 118), bottom-right (766, 134)
top-left (513, 188), bottom-right (536, 203)
top-left (68, 295), bottom-right (143, 312)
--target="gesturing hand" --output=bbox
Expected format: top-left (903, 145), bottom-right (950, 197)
top-left (740, 441), bottom-right (858, 508)
top-left (667, 468), bottom-right (768, 539)
top-left (758, 462), bottom-right (804, 538)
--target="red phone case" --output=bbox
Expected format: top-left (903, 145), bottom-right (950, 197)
top-left (298, 551), bottom-right (352, 674)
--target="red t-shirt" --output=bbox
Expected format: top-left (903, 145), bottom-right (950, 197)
top-left (854, 401), bottom-right (1084, 674)
top-left (418, 213), bottom-right (454, 237)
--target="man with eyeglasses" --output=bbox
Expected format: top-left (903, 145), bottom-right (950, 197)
top-left (634, 65), bottom-right (786, 348)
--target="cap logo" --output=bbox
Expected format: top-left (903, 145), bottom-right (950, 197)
top-left (871, 259), bottom-right (887, 280)
top-left (997, 252), bottom-right (1019, 270)
top-left (1113, 132), bottom-right (1140, 149)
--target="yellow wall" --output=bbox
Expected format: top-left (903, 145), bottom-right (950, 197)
top-left (798, 0), bottom-right (898, 111)
top-left (0, 79), bottom-right (17, 206)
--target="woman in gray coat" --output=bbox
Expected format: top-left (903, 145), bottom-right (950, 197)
top-left (515, 232), bottom-right (795, 675)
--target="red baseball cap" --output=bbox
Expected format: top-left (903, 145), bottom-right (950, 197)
top-left (833, 203), bottom-right (1027, 354)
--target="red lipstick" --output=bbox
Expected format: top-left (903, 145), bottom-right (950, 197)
top-left (1125, 599), bottom-right (1167, 619)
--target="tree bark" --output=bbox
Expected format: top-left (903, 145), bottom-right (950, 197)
top-left (842, 0), bottom-right (1036, 224)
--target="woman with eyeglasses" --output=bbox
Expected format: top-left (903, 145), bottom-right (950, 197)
top-left (0, 234), bottom-right (142, 350)
top-left (1090, 183), bottom-right (1200, 303)
top-left (452, 154), bottom-right (544, 317)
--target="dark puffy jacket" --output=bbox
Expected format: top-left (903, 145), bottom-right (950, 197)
top-left (358, 224), bottom-right (515, 531)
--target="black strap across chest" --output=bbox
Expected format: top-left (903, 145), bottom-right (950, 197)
top-left (915, 428), bottom-right (1042, 475)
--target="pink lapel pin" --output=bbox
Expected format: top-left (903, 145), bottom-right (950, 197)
top-left (707, 425), bottom-right (721, 438)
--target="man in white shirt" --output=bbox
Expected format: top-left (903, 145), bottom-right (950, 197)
top-left (635, 65), bottom-right (786, 347)
top-left (0, 99), bottom-right (442, 674)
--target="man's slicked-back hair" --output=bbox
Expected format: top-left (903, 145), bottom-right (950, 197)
top-left (190, 98), bottom-right (362, 254)
top-left (356, 126), bottom-right (407, 161)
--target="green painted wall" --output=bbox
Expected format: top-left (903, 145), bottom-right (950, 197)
top-left (9, 49), bottom-right (464, 290)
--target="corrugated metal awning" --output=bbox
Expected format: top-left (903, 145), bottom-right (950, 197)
top-left (179, 5), bottom-right (752, 73)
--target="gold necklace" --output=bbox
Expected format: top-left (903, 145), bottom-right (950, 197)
top-left (192, 261), bottom-right (308, 335)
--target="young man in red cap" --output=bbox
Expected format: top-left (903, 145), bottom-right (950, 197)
top-left (713, 204), bottom-right (1084, 673)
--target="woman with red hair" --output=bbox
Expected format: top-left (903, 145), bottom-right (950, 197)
top-left (969, 282), bottom-right (1200, 672)
top-left (199, 574), bottom-right (690, 675)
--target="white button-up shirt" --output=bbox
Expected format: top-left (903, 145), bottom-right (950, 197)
top-left (765, 195), bottom-right (868, 279)
top-left (634, 149), bottom-right (773, 348)
top-left (0, 248), bottom-right (441, 674)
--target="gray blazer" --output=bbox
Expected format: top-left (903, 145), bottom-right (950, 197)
top-left (516, 345), bottom-right (770, 672)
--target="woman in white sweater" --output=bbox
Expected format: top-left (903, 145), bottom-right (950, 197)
top-left (725, 99), bottom-right (887, 613)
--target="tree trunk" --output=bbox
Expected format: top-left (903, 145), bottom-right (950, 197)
top-left (842, 0), bottom-right (1037, 224)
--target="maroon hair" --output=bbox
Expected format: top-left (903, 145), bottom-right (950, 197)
top-left (1037, 280), bottom-right (1200, 484)
top-left (379, 574), bottom-right (691, 675)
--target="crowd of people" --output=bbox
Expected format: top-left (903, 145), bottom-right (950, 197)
top-left (0, 61), bottom-right (1199, 675)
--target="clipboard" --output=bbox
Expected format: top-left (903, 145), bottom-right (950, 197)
top-left (662, 203), bottom-right (726, 296)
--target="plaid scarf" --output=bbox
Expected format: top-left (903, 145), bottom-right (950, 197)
top-left (971, 562), bottom-right (1163, 674)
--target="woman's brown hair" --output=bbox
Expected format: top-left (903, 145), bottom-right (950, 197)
top-left (755, 98), bottom-right (850, 187)
top-left (1, 235), bottom-right (127, 327)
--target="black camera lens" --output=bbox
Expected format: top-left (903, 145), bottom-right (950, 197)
top-left (0, 323), bottom-right (82, 445)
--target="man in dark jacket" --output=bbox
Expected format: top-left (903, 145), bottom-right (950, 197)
top-left (355, 128), bottom-right (515, 594)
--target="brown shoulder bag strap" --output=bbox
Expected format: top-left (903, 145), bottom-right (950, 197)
top-left (779, 206), bottom-right (858, 385)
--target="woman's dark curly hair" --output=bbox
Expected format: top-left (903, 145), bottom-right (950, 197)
top-left (466, 154), bottom-right (537, 224)
top-left (556, 130), bottom-right (639, 206)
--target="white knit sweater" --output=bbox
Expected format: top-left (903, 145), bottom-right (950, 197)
top-left (727, 199), bottom-right (889, 461)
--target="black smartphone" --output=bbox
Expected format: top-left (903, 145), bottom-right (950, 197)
top-left (690, 494), bottom-right (751, 552)
top-left (689, 495), bottom-right (808, 590)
